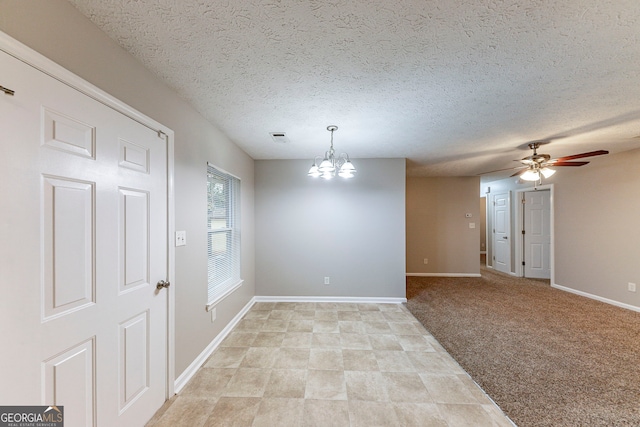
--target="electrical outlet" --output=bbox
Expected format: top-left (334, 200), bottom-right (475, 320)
top-left (628, 283), bottom-right (636, 293)
top-left (324, 277), bottom-right (330, 285)
top-left (176, 230), bottom-right (186, 246)
top-left (423, 258), bottom-right (428, 264)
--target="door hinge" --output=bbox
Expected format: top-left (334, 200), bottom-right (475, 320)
top-left (522, 230), bottom-right (525, 235)
top-left (522, 261), bottom-right (525, 266)
top-left (522, 198), bottom-right (526, 204)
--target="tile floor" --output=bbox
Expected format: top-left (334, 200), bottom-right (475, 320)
top-left (147, 302), bottom-right (514, 427)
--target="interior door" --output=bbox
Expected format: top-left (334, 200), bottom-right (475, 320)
top-left (0, 49), bottom-right (168, 426)
top-left (523, 190), bottom-right (551, 279)
top-left (492, 192), bottom-right (510, 274)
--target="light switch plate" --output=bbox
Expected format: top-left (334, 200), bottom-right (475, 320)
top-left (176, 230), bottom-right (186, 246)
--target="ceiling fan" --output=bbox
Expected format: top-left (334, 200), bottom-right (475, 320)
top-left (481, 142), bottom-right (609, 182)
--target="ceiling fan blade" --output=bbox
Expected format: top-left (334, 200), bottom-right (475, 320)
top-left (477, 165), bottom-right (525, 175)
top-left (549, 161), bottom-right (589, 167)
top-left (551, 150), bottom-right (608, 162)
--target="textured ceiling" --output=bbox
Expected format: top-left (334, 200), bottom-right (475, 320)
top-left (68, 0), bottom-right (640, 179)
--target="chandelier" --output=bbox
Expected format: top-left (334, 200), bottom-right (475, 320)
top-left (307, 125), bottom-right (356, 179)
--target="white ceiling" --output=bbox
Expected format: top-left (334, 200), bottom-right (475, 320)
top-left (68, 0), bottom-right (640, 180)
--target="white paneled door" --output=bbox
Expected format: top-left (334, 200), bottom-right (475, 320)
top-left (523, 190), bottom-right (551, 279)
top-left (492, 192), bottom-right (510, 274)
top-left (0, 50), bottom-right (168, 426)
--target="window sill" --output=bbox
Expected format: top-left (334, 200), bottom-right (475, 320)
top-left (206, 279), bottom-right (244, 312)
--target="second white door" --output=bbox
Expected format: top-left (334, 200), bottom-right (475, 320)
top-left (523, 190), bottom-right (551, 279)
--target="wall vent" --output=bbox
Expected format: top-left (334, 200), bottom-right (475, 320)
top-left (270, 132), bottom-right (290, 143)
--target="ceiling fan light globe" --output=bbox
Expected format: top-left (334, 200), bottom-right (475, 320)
top-left (521, 169), bottom-right (540, 181)
top-left (540, 167), bottom-right (556, 178)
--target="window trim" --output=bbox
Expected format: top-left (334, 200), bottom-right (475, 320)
top-left (206, 162), bottom-right (242, 310)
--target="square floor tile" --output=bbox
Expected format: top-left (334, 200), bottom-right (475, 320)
top-left (205, 347), bottom-right (248, 368)
top-left (308, 348), bottom-right (343, 370)
top-left (263, 369), bottom-right (307, 398)
top-left (305, 370), bottom-right (347, 400)
top-left (202, 397), bottom-right (261, 427)
top-left (303, 399), bottom-right (350, 427)
top-left (345, 371), bottom-right (389, 402)
top-left (223, 368), bottom-right (271, 397)
top-left (272, 348), bottom-right (310, 369)
top-left (342, 349), bottom-right (379, 371)
top-left (348, 400), bottom-right (400, 427)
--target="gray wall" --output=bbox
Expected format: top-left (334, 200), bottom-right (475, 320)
top-left (255, 159), bottom-right (406, 298)
top-left (406, 177), bottom-right (481, 275)
top-left (484, 147), bottom-right (640, 309)
top-left (0, 0), bottom-right (256, 378)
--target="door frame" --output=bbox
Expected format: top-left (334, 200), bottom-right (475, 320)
top-left (491, 191), bottom-right (511, 274)
top-left (0, 32), bottom-right (177, 398)
top-left (515, 184), bottom-right (554, 284)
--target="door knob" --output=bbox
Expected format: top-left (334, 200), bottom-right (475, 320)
top-left (156, 280), bottom-right (170, 290)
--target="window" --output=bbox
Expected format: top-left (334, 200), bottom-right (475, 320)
top-left (207, 164), bottom-right (242, 309)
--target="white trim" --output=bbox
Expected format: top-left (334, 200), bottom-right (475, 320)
top-left (1, 31), bottom-right (177, 399)
top-left (480, 251), bottom-right (487, 255)
top-left (406, 273), bottom-right (482, 278)
top-left (254, 296), bottom-right (407, 304)
top-left (166, 133), bottom-right (176, 397)
top-left (206, 280), bottom-right (244, 311)
top-left (552, 283), bottom-right (640, 313)
top-left (174, 297), bottom-right (256, 393)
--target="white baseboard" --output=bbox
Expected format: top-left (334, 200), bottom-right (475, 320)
top-left (254, 295), bottom-right (407, 304)
top-left (552, 283), bottom-right (640, 313)
top-left (174, 297), bottom-right (256, 393)
top-left (406, 273), bottom-right (482, 278)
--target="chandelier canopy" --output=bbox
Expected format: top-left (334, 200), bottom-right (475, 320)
top-left (308, 125), bottom-right (356, 179)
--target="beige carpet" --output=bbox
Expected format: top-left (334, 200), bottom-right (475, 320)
top-left (406, 266), bottom-right (640, 427)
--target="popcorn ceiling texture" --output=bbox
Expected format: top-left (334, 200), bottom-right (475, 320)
top-left (68, 0), bottom-right (640, 176)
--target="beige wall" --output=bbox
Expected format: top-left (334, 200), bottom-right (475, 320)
top-left (406, 177), bottom-right (481, 275)
top-left (0, 1), bottom-right (256, 378)
top-left (256, 159), bottom-right (406, 298)
top-left (554, 147), bottom-right (640, 306)
top-left (484, 147), bottom-right (640, 309)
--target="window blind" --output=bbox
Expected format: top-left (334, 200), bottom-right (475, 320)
top-left (207, 164), bottom-right (241, 306)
